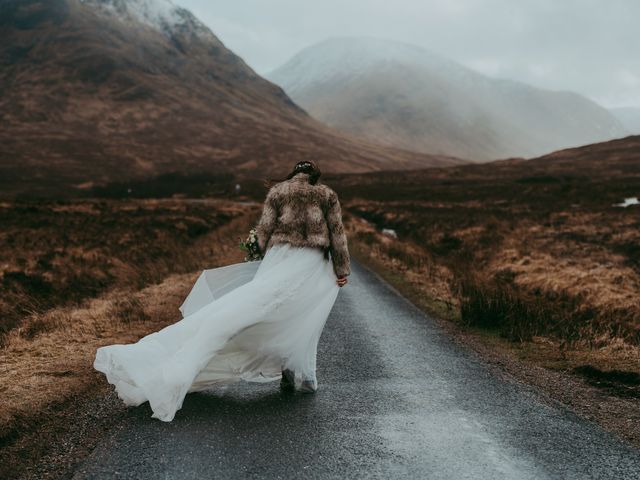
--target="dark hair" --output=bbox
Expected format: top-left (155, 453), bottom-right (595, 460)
top-left (266, 161), bottom-right (322, 188)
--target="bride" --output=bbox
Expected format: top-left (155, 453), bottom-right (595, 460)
top-left (93, 161), bottom-right (350, 421)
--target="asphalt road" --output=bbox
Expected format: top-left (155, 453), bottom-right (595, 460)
top-left (73, 261), bottom-right (640, 479)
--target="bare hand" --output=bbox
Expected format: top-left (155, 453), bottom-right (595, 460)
top-left (336, 276), bottom-right (348, 287)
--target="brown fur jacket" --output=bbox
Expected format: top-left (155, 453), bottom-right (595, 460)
top-left (256, 173), bottom-right (350, 277)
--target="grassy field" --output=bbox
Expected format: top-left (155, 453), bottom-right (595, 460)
top-left (0, 198), bottom-right (253, 343)
top-left (343, 198), bottom-right (640, 348)
top-left (329, 137), bottom-right (640, 388)
top-left (0, 198), bottom-right (259, 478)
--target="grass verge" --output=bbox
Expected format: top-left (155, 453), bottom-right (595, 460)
top-left (346, 214), bottom-right (640, 447)
top-left (0, 203), bottom-right (257, 479)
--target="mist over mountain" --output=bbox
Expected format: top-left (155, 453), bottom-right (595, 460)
top-left (268, 37), bottom-right (628, 161)
top-left (0, 1), bottom-right (460, 196)
top-left (611, 107), bottom-right (640, 134)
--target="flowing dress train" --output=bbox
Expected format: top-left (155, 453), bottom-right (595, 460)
top-left (93, 243), bottom-right (339, 421)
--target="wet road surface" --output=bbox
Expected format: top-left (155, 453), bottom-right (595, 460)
top-left (74, 261), bottom-right (640, 479)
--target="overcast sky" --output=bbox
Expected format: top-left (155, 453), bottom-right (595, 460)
top-left (176, 0), bottom-right (640, 108)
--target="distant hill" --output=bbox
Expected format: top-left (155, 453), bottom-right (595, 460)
top-left (328, 135), bottom-right (640, 196)
top-left (268, 37), bottom-right (628, 162)
top-left (525, 134), bottom-right (640, 173)
top-left (0, 1), bottom-right (462, 197)
top-left (610, 107), bottom-right (640, 134)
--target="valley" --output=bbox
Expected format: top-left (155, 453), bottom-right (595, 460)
top-left (1, 0), bottom-right (639, 477)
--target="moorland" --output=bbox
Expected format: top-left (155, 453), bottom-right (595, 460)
top-left (0, 197), bottom-right (257, 477)
top-left (329, 136), bottom-right (640, 388)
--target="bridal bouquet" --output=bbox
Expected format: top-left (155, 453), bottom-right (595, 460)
top-left (240, 228), bottom-right (262, 262)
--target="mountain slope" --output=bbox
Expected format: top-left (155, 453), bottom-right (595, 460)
top-left (329, 135), bottom-right (640, 195)
top-left (0, 1), bottom-right (462, 196)
top-left (268, 37), bottom-right (628, 162)
top-left (525, 134), bottom-right (640, 174)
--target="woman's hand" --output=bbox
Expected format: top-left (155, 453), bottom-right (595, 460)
top-left (336, 276), bottom-right (348, 287)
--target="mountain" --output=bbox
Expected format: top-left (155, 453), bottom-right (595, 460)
top-left (268, 37), bottom-right (628, 162)
top-left (0, 1), bottom-right (462, 197)
top-left (610, 107), bottom-right (640, 134)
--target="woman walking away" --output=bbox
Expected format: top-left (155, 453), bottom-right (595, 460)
top-left (93, 160), bottom-right (350, 421)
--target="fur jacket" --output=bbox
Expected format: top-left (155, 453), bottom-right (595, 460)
top-left (256, 173), bottom-right (350, 277)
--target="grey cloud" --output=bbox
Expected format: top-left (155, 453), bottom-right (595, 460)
top-left (177, 0), bottom-right (640, 107)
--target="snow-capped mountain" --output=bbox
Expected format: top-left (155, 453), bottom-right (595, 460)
top-left (82, 0), bottom-right (182, 29)
top-left (80, 0), bottom-right (213, 39)
top-left (270, 37), bottom-right (469, 95)
top-left (269, 37), bottom-right (628, 161)
top-left (0, 2), bottom-right (461, 196)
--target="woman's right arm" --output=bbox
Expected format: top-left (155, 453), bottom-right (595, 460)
top-left (326, 191), bottom-right (351, 279)
top-left (256, 188), bottom-right (278, 253)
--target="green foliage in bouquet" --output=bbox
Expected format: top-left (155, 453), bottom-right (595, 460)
top-left (240, 228), bottom-right (263, 261)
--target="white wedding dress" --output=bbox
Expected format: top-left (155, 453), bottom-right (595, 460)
top-left (94, 244), bottom-right (340, 422)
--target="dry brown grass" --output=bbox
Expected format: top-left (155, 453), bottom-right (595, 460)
top-left (345, 213), bottom-right (640, 377)
top-left (0, 198), bottom-right (252, 344)
top-left (333, 148), bottom-right (640, 349)
top-left (0, 202), bottom-right (257, 477)
top-left (1, 283), bottom-right (180, 438)
top-left (347, 214), bottom-right (640, 447)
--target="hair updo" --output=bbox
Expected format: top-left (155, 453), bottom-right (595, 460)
top-left (264, 161), bottom-right (322, 188)
top-left (285, 161), bottom-right (321, 185)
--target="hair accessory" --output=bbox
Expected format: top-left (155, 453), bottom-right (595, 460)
top-left (295, 161), bottom-right (313, 171)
